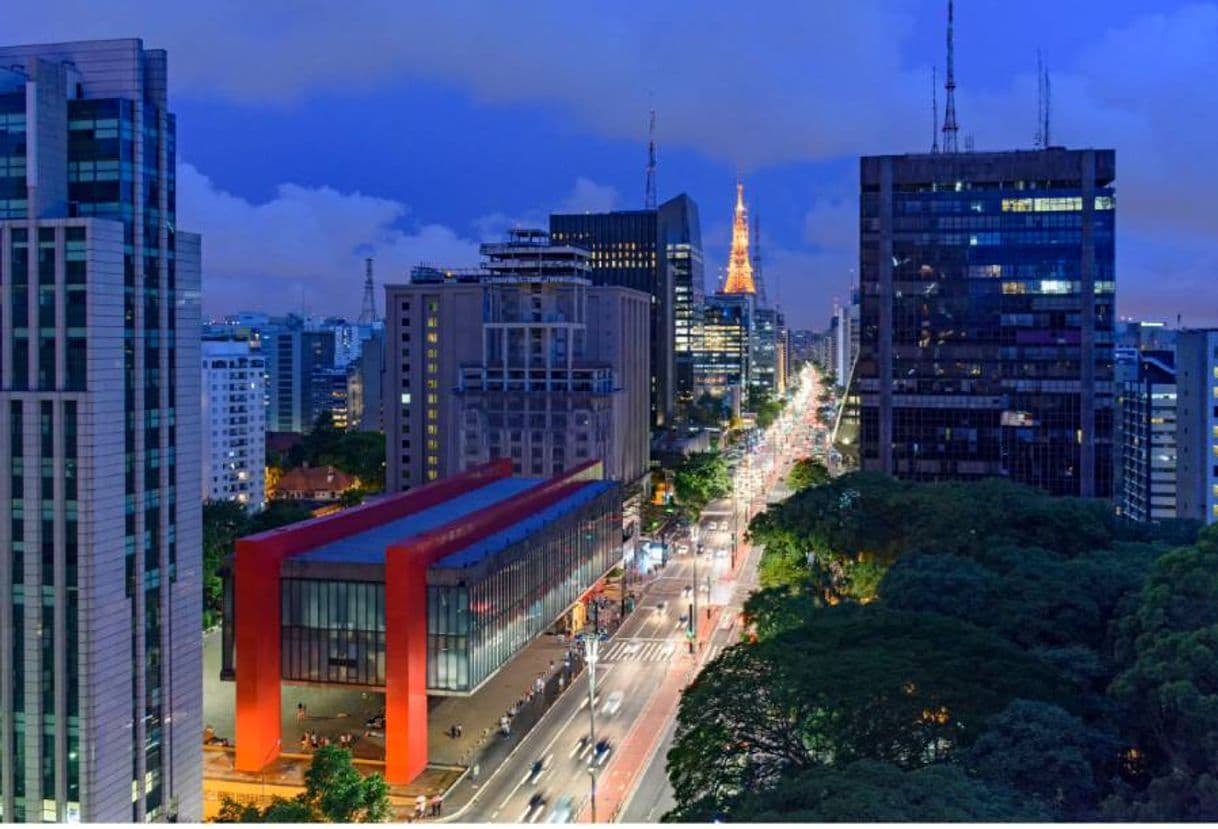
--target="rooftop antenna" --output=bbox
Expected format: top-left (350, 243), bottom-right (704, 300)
top-left (358, 257), bottom-right (378, 323)
top-left (752, 213), bottom-right (767, 307)
top-left (931, 66), bottom-right (940, 153)
top-left (941, 0), bottom-right (960, 153)
top-left (1043, 64), bottom-right (1052, 148)
top-left (644, 107), bottom-right (657, 210)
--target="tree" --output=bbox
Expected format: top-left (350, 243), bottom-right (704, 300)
top-left (787, 458), bottom-right (830, 492)
top-left (304, 745), bottom-right (392, 823)
top-left (217, 747), bottom-right (391, 823)
top-left (964, 700), bottom-right (1118, 820)
top-left (202, 500), bottom-right (251, 629)
top-left (665, 607), bottom-right (1070, 820)
top-left (676, 760), bottom-right (1048, 823)
top-left (672, 451), bottom-right (730, 517)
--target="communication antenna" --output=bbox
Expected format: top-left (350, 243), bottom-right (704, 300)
top-left (931, 66), bottom-right (940, 153)
top-left (358, 257), bottom-right (378, 323)
top-left (1036, 50), bottom-right (1044, 148)
top-left (1043, 65), bottom-right (1052, 148)
top-left (941, 0), bottom-right (960, 153)
top-left (644, 108), bottom-right (657, 210)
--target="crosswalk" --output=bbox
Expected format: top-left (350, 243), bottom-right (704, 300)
top-left (600, 638), bottom-right (679, 663)
top-left (599, 638), bottom-right (729, 664)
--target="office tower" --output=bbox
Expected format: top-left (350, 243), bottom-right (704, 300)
top-left (1174, 330), bottom-right (1218, 522)
top-left (853, 148), bottom-right (1116, 496)
top-left (695, 293), bottom-right (753, 411)
top-left (309, 365), bottom-right (348, 429)
top-left (549, 193), bottom-right (702, 428)
top-left (1115, 350), bottom-right (1176, 522)
top-left (385, 230), bottom-right (650, 492)
top-left (260, 318), bottom-right (304, 433)
top-left (751, 306), bottom-right (781, 395)
top-left (347, 326), bottom-right (384, 432)
top-left (202, 341), bottom-right (266, 511)
top-left (0, 40), bottom-right (202, 821)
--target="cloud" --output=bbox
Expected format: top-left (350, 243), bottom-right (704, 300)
top-left (558, 177), bottom-right (619, 214)
top-left (177, 162), bottom-right (479, 316)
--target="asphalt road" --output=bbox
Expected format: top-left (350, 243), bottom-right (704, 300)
top-left (447, 366), bottom-right (831, 824)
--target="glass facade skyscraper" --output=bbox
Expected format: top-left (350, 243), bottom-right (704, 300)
top-left (550, 194), bottom-right (702, 428)
top-left (0, 41), bottom-right (202, 821)
top-left (853, 148), bottom-right (1115, 497)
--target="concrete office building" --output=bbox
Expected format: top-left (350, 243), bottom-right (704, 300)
top-left (1174, 329), bottom-right (1218, 523)
top-left (347, 326), bottom-right (385, 432)
top-left (550, 194), bottom-right (702, 428)
top-left (0, 40), bottom-right (202, 821)
top-left (202, 341), bottom-right (266, 511)
top-left (852, 148), bottom-right (1116, 497)
top-left (385, 231), bottom-right (650, 492)
top-left (1115, 351), bottom-right (1176, 522)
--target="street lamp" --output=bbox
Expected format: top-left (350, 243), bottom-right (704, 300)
top-left (584, 636), bottom-right (600, 823)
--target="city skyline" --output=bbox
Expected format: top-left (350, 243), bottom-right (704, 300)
top-left (9, 0), bottom-right (1218, 330)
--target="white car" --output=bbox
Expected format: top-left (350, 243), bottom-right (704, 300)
top-left (548, 796), bottom-right (575, 823)
top-left (601, 690), bottom-right (624, 716)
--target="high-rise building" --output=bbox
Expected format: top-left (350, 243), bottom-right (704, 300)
top-left (1174, 329), bottom-right (1218, 523)
top-left (202, 341), bottom-right (267, 511)
top-left (751, 306), bottom-right (782, 396)
top-left (660, 197), bottom-right (704, 410)
top-left (0, 40), bottom-right (202, 821)
top-left (549, 194), bottom-right (701, 428)
top-left (695, 293), bottom-right (752, 410)
top-left (852, 148), bottom-right (1116, 497)
top-left (1115, 350), bottom-right (1176, 522)
top-left (347, 326), bottom-right (384, 432)
top-left (385, 231), bottom-right (650, 491)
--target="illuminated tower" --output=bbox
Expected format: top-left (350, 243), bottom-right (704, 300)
top-left (722, 182), bottom-right (756, 295)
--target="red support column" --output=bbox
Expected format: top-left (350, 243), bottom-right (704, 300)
top-left (384, 551), bottom-right (430, 783)
top-left (232, 460), bottom-right (512, 774)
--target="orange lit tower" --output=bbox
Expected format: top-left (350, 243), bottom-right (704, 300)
top-left (723, 181), bottom-right (756, 294)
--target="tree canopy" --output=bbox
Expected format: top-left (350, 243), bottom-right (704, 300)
top-left (787, 457), bottom-right (830, 492)
top-left (665, 471), bottom-right (1210, 821)
top-left (672, 451), bottom-right (731, 518)
top-left (216, 746), bottom-right (391, 823)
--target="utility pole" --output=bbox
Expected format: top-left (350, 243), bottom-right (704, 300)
top-left (584, 636), bottom-right (600, 822)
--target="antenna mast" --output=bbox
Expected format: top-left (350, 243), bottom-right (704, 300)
top-left (645, 108), bottom-right (657, 210)
top-left (1043, 65), bottom-right (1051, 148)
top-left (359, 257), bottom-right (378, 324)
top-left (932, 66), bottom-right (939, 153)
top-left (941, 0), bottom-right (960, 153)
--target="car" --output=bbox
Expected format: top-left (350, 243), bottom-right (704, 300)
top-left (682, 584), bottom-right (693, 598)
top-left (548, 796), bottom-right (575, 823)
top-left (654, 601), bottom-right (667, 614)
top-left (676, 544), bottom-right (689, 555)
top-left (601, 690), bottom-right (624, 716)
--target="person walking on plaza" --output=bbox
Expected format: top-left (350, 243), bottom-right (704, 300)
top-left (430, 793), bottom-right (443, 816)
top-left (415, 794), bottom-right (427, 820)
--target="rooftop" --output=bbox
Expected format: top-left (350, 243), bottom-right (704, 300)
top-left (293, 477), bottom-right (539, 566)
top-left (436, 480), bottom-right (614, 570)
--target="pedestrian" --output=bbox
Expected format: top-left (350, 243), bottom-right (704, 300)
top-left (558, 674), bottom-right (565, 692)
top-left (415, 793), bottom-right (427, 820)
top-left (430, 793), bottom-right (443, 816)
top-left (456, 722), bottom-right (463, 738)
top-left (548, 659), bottom-right (555, 674)
top-left (296, 702), bottom-right (304, 723)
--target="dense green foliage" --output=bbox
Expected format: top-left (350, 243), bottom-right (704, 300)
top-left (270, 413), bottom-right (387, 493)
top-left (787, 457), bottom-right (830, 492)
top-left (748, 388), bottom-right (786, 430)
top-left (672, 451), bottom-right (731, 519)
top-left (216, 746), bottom-right (391, 823)
top-left (665, 471), bottom-right (1211, 821)
top-left (202, 499), bottom-right (313, 629)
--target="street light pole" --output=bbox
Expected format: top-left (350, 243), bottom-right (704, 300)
top-left (584, 636), bottom-right (599, 823)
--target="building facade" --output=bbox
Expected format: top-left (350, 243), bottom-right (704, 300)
top-left (228, 459), bottom-right (618, 784)
top-left (695, 293), bottom-right (752, 410)
top-left (1174, 329), bottom-right (1218, 523)
top-left (1116, 351), bottom-right (1176, 522)
top-left (347, 325), bottom-right (384, 432)
top-left (385, 231), bottom-right (650, 492)
top-left (549, 194), bottom-right (701, 428)
top-left (202, 340), bottom-right (266, 511)
top-left (853, 148), bottom-right (1116, 497)
top-left (0, 40), bottom-right (202, 821)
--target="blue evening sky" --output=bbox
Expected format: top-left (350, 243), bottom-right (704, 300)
top-left (11, 1), bottom-right (1218, 329)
